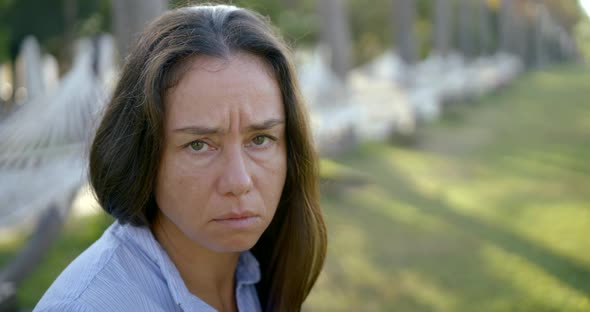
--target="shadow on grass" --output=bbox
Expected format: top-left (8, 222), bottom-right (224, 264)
top-left (314, 153), bottom-right (589, 311)
top-left (374, 142), bottom-right (590, 290)
top-left (318, 179), bottom-right (519, 310)
top-left (311, 66), bottom-right (590, 311)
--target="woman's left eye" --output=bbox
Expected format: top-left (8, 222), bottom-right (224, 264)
top-left (251, 135), bottom-right (274, 147)
top-left (252, 135), bottom-right (267, 145)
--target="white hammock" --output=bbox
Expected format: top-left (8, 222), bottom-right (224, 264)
top-left (0, 35), bottom-right (116, 229)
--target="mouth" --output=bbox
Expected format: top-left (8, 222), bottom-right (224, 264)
top-left (214, 211), bottom-right (257, 221)
top-left (212, 211), bottom-right (260, 228)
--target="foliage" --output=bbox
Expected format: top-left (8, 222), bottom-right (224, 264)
top-left (0, 0), bottom-right (585, 66)
top-left (347, 0), bottom-right (392, 65)
top-left (170, 0), bottom-right (319, 47)
top-left (0, 0), bottom-right (110, 63)
top-left (0, 28), bottom-right (9, 62)
top-left (575, 16), bottom-right (590, 61)
top-left (544, 0), bottom-right (583, 31)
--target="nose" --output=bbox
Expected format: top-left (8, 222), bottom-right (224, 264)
top-left (217, 146), bottom-right (253, 196)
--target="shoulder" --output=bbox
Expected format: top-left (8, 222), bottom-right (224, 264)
top-left (33, 299), bottom-right (97, 312)
top-left (34, 223), bottom-right (177, 312)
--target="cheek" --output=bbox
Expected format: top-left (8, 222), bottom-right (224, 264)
top-left (155, 155), bottom-right (212, 222)
top-left (258, 151), bottom-right (288, 207)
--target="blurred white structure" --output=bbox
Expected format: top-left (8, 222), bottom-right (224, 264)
top-left (350, 72), bottom-right (414, 140)
top-left (0, 35), bottom-right (116, 229)
top-left (354, 50), bottom-right (408, 84)
top-left (296, 45), bottom-right (524, 153)
top-left (15, 37), bottom-right (45, 103)
top-left (42, 54), bottom-right (60, 94)
top-left (298, 47), bottom-right (359, 154)
top-left (0, 35), bottom-right (117, 296)
top-left (298, 47), bottom-right (414, 154)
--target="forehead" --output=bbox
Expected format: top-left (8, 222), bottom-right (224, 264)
top-left (163, 53), bottom-right (284, 130)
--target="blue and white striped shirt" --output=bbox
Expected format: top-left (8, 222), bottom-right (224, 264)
top-left (34, 221), bottom-right (262, 312)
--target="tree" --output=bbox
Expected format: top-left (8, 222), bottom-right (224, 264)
top-left (316, 0), bottom-right (352, 81)
top-left (479, 0), bottom-right (493, 56)
top-left (392, 0), bottom-right (417, 64)
top-left (499, 0), bottom-right (516, 54)
top-left (433, 0), bottom-right (452, 56)
top-left (111, 0), bottom-right (168, 60)
top-left (457, 0), bottom-right (475, 58)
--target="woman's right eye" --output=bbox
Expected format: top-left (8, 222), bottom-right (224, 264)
top-left (188, 140), bottom-right (208, 152)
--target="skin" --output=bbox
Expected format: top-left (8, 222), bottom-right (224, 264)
top-left (152, 53), bottom-right (287, 312)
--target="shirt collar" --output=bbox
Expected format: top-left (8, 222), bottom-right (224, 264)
top-left (236, 249), bottom-right (261, 286)
top-left (116, 222), bottom-right (260, 310)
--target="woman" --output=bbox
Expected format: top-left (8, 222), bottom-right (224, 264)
top-left (34, 4), bottom-right (326, 312)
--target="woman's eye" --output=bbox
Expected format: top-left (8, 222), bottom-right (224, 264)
top-left (252, 135), bottom-right (267, 146)
top-left (189, 140), bottom-right (207, 151)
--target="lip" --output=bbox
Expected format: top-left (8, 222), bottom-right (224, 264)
top-left (211, 211), bottom-right (260, 229)
top-left (213, 211), bottom-right (257, 221)
top-left (212, 214), bottom-right (259, 229)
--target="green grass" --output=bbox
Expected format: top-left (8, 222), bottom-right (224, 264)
top-left (305, 66), bottom-right (590, 311)
top-left (2, 65), bottom-right (589, 310)
top-left (0, 212), bottom-right (113, 307)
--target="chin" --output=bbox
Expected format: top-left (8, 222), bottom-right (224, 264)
top-left (206, 234), bottom-right (260, 253)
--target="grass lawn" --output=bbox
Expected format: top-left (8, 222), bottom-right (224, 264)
top-left (2, 65), bottom-right (589, 311)
top-left (306, 65), bottom-right (590, 311)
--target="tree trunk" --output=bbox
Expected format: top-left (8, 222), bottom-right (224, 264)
top-left (433, 0), bottom-right (451, 56)
top-left (499, 0), bottom-right (515, 54)
top-left (392, 0), bottom-right (417, 64)
top-left (478, 0), bottom-right (492, 56)
top-left (111, 0), bottom-right (168, 61)
top-left (457, 0), bottom-right (474, 58)
top-left (513, 3), bottom-right (528, 64)
top-left (317, 0), bottom-right (352, 82)
top-left (62, 0), bottom-right (77, 73)
top-left (532, 4), bottom-right (545, 67)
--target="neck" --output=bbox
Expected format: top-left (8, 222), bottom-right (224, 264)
top-left (152, 213), bottom-right (239, 312)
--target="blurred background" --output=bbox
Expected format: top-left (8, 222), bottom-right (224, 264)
top-left (0, 0), bottom-right (589, 311)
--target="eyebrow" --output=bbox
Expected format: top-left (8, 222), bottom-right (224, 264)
top-left (246, 118), bottom-right (285, 132)
top-left (173, 118), bottom-right (285, 135)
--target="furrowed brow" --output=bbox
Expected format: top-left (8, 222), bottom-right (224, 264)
top-left (247, 119), bottom-right (285, 132)
top-left (173, 126), bottom-right (223, 135)
top-left (173, 119), bottom-right (284, 135)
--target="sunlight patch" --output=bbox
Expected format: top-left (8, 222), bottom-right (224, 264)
top-left (481, 244), bottom-right (590, 311)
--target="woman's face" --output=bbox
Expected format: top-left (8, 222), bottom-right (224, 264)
top-left (154, 53), bottom-right (287, 253)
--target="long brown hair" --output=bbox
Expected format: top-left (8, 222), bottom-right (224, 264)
top-left (89, 4), bottom-right (326, 311)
